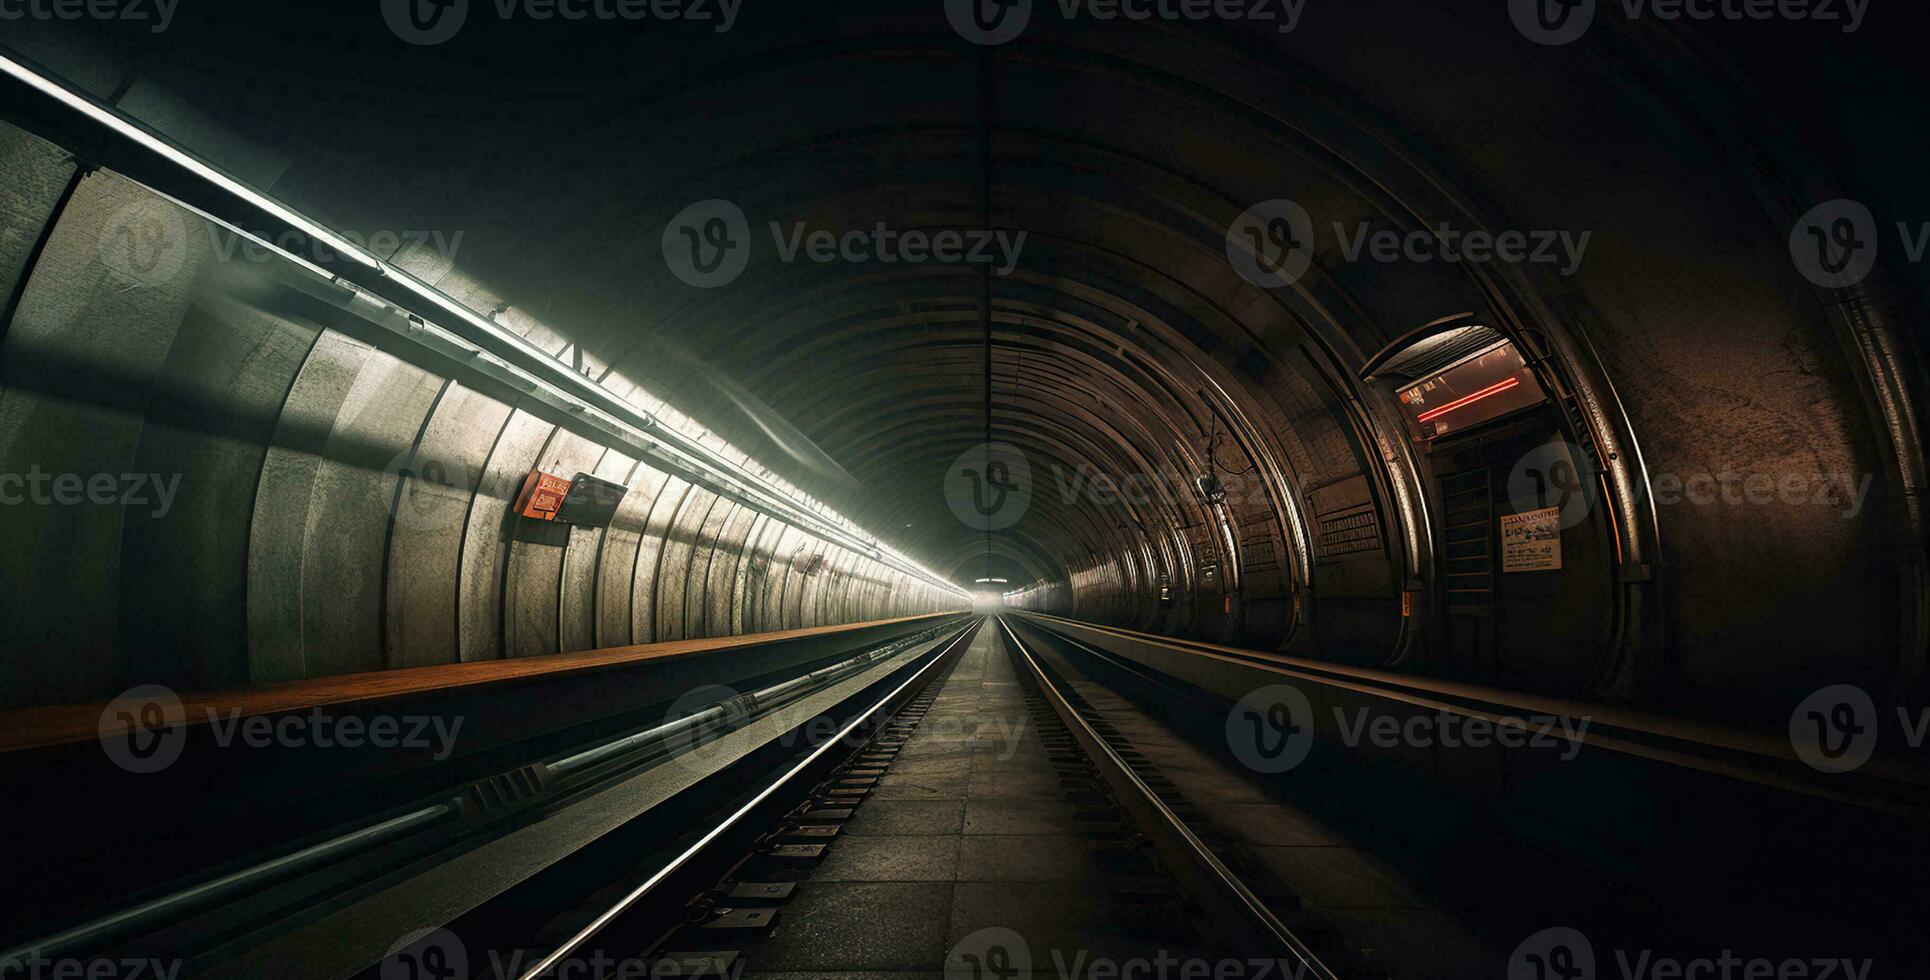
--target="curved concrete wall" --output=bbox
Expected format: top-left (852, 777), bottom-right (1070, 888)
top-left (0, 121), bottom-right (959, 708)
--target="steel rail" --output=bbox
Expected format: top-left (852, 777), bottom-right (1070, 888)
top-left (993, 616), bottom-right (1340, 980)
top-left (518, 617), bottom-right (980, 979)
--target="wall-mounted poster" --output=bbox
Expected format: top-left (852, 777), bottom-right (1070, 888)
top-left (1501, 506), bottom-right (1562, 572)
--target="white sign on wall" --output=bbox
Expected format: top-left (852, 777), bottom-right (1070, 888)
top-left (1501, 506), bottom-right (1563, 572)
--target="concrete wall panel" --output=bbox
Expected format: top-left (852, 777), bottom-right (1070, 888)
top-left (384, 382), bottom-right (512, 668)
top-left (456, 410), bottom-right (553, 662)
top-left (247, 331), bottom-right (373, 683)
top-left (629, 476), bottom-right (693, 645)
top-left (594, 461), bottom-right (666, 648)
top-left (0, 174), bottom-right (202, 703)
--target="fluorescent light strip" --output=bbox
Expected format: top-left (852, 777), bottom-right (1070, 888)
top-left (0, 52), bottom-right (378, 273)
top-left (517, 623), bottom-right (975, 980)
top-left (0, 51), bottom-right (965, 597)
top-left (1414, 376), bottom-right (1522, 424)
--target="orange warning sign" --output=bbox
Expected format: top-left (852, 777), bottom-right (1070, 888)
top-left (515, 470), bottom-right (572, 521)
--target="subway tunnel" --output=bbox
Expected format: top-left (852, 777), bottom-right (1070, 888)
top-left (0, 1), bottom-right (1926, 977)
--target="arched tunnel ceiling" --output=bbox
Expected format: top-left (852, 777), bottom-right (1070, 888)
top-left (5, 1), bottom-right (1923, 623)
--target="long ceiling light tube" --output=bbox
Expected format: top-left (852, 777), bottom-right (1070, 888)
top-left (0, 50), bottom-right (964, 597)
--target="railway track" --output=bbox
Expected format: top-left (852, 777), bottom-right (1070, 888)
top-left (474, 616), bottom-right (1339, 980)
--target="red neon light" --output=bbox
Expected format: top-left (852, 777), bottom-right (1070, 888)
top-left (1413, 376), bottom-right (1521, 424)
